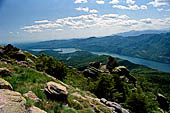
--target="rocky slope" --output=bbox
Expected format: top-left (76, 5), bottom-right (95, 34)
top-left (0, 44), bottom-right (169, 113)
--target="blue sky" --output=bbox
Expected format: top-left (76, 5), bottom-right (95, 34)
top-left (0, 0), bottom-right (170, 44)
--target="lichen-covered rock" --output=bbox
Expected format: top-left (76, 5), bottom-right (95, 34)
top-left (0, 78), bottom-right (13, 90)
top-left (112, 66), bottom-right (136, 86)
top-left (0, 68), bottom-right (12, 77)
top-left (27, 106), bottom-right (47, 113)
top-left (83, 67), bottom-right (99, 78)
top-left (100, 98), bottom-right (129, 113)
top-left (45, 81), bottom-right (68, 101)
top-left (0, 89), bottom-right (27, 113)
top-left (23, 91), bottom-right (41, 103)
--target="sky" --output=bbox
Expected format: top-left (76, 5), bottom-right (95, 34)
top-left (0, 0), bottom-right (170, 44)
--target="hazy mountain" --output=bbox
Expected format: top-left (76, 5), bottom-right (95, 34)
top-left (113, 29), bottom-right (170, 37)
top-left (18, 32), bottom-right (170, 64)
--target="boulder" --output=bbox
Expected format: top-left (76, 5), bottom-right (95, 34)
top-left (89, 62), bottom-right (101, 69)
top-left (0, 89), bottom-right (27, 113)
top-left (112, 66), bottom-right (136, 86)
top-left (0, 78), bottom-right (13, 90)
top-left (100, 98), bottom-right (129, 113)
top-left (0, 68), bottom-right (12, 77)
top-left (106, 56), bottom-right (118, 72)
top-left (10, 52), bottom-right (26, 61)
top-left (83, 67), bottom-right (99, 78)
top-left (157, 93), bottom-right (169, 111)
top-left (27, 106), bottom-right (47, 113)
top-left (45, 81), bottom-right (68, 101)
top-left (100, 98), bottom-right (107, 104)
top-left (23, 91), bottom-right (41, 103)
top-left (99, 64), bottom-right (109, 73)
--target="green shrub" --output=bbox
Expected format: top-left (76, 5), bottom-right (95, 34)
top-left (36, 53), bottom-right (66, 80)
top-left (126, 87), bottom-right (156, 113)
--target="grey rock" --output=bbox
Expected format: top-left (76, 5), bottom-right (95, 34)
top-left (27, 106), bottom-right (47, 113)
top-left (0, 68), bottom-right (12, 77)
top-left (0, 89), bottom-right (27, 113)
top-left (0, 78), bottom-right (13, 90)
top-left (45, 81), bottom-right (68, 101)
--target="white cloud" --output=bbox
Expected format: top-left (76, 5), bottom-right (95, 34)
top-left (24, 29), bottom-right (43, 33)
top-left (113, 4), bottom-right (147, 10)
top-left (140, 5), bottom-right (148, 9)
top-left (140, 18), bottom-right (152, 24)
top-left (22, 14), bottom-right (170, 34)
top-left (75, 7), bottom-right (98, 13)
top-left (74, 0), bottom-right (88, 4)
top-left (157, 8), bottom-right (163, 11)
top-left (56, 29), bottom-right (63, 31)
top-left (96, 0), bottom-right (105, 4)
top-left (148, 0), bottom-right (169, 7)
top-left (109, 0), bottom-right (119, 4)
top-left (89, 9), bottom-right (98, 13)
top-left (75, 7), bottom-right (89, 12)
top-left (101, 14), bottom-right (129, 19)
top-left (126, 0), bottom-right (135, 4)
top-left (34, 20), bottom-right (50, 24)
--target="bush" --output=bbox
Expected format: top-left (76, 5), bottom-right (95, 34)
top-left (126, 87), bottom-right (156, 113)
top-left (36, 53), bottom-right (66, 80)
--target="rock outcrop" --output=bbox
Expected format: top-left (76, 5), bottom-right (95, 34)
top-left (0, 78), bottom-right (13, 90)
top-left (112, 66), bottom-right (136, 86)
top-left (157, 93), bottom-right (169, 111)
top-left (83, 67), bottom-right (99, 78)
top-left (0, 44), bottom-right (26, 61)
top-left (0, 68), bottom-right (12, 77)
top-left (106, 56), bottom-right (118, 72)
top-left (89, 62), bottom-right (101, 69)
top-left (27, 106), bottom-right (47, 113)
top-left (100, 98), bottom-right (129, 113)
top-left (0, 89), bottom-right (27, 113)
top-left (23, 91), bottom-right (41, 103)
top-left (45, 81), bottom-right (68, 101)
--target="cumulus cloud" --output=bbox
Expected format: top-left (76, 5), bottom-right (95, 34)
top-left (75, 7), bottom-right (98, 13)
top-left (74, 0), bottom-right (88, 4)
top-left (101, 14), bottom-right (129, 19)
top-left (148, 0), bottom-right (169, 7)
top-left (34, 20), bottom-right (50, 24)
top-left (22, 13), bottom-right (170, 33)
top-left (109, 0), bottom-right (119, 4)
top-left (126, 0), bottom-right (135, 4)
top-left (75, 7), bottom-right (89, 12)
top-left (140, 18), bottom-right (152, 24)
top-left (89, 9), bottom-right (98, 13)
top-left (96, 0), bottom-right (105, 4)
top-left (113, 4), bottom-right (147, 10)
top-left (157, 8), bottom-right (163, 11)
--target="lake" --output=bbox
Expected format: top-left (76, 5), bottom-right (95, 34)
top-left (92, 52), bottom-right (170, 73)
top-left (30, 48), bottom-right (81, 54)
top-left (30, 48), bottom-right (170, 73)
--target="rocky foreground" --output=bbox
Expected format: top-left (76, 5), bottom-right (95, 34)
top-left (0, 44), bottom-right (169, 113)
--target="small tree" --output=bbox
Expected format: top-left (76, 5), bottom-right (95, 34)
top-left (36, 53), bottom-right (66, 80)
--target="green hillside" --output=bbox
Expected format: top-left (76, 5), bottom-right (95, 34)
top-left (19, 32), bottom-right (170, 64)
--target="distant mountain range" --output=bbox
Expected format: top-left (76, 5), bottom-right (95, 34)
top-left (17, 31), bottom-right (170, 64)
top-left (113, 29), bottom-right (170, 37)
